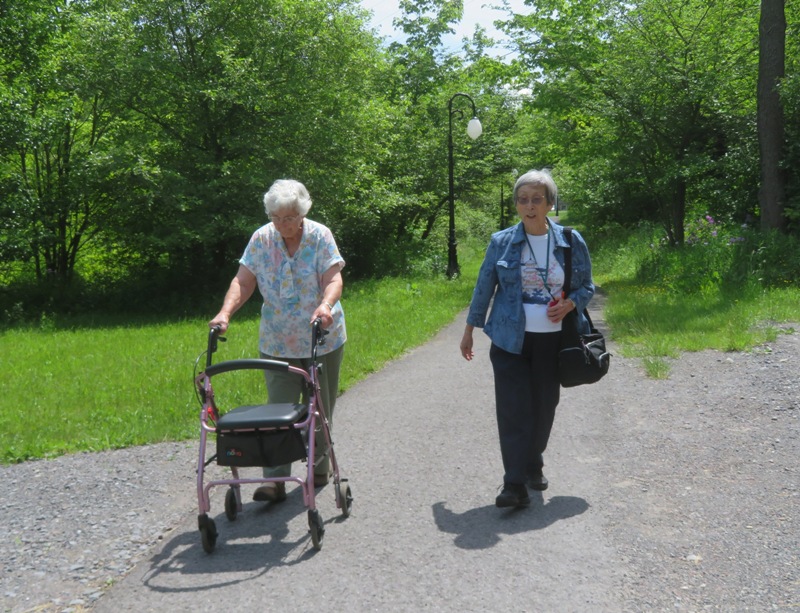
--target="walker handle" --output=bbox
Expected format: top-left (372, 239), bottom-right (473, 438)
top-left (312, 318), bottom-right (328, 345)
top-left (207, 325), bottom-right (226, 369)
top-left (311, 317), bottom-right (329, 363)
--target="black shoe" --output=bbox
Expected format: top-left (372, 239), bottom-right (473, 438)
top-left (527, 471), bottom-right (549, 491)
top-left (495, 482), bottom-right (530, 508)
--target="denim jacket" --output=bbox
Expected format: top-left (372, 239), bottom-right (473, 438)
top-left (466, 221), bottom-right (595, 355)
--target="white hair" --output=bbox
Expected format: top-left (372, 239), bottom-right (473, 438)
top-left (263, 179), bottom-right (313, 216)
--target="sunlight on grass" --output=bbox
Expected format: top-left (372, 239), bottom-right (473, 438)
top-left (642, 356), bottom-right (671, 379)
top-left (1, 321), bottom-right (217, 461)
top-left (0, 254), bottom-right (479, 463)
top-left (593, 224), bottom-right (800, 378)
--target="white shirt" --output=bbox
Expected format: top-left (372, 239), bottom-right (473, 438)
top-left (521, 231), bottom-right (565, 332)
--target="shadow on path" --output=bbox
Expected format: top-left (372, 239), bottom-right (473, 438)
top-left (141, 493), bottom-right (318, 594)
top-left (432, 495), bottom-right (590, 550)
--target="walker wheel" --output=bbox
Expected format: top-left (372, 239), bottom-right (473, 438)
top-left (308, 509), bottom-right (324, 550)
top-left (198, 514), bottom-right (218, 553)
top-left (224, 488), bottom-right (238, 521)
top-left (336, 483), bottom-right (353, 518)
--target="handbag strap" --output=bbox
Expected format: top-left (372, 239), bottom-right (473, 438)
top-left (563, 226), bottom-right (573, 293)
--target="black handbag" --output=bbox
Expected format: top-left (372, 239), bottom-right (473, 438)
top-left (559, 228), bottom-right (611, 387)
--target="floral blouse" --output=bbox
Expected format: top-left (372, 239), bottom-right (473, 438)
top-left (240, 218), bottom-right (346, 358)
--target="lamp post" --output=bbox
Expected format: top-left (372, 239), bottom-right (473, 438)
top-left (500, 184), bottom-right (505, 229)
top-left (446, 92), bottom-right (482, 278)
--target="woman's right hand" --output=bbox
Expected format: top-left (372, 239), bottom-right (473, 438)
top-left (460, 327), bottom-right (475, 361)
top-left (208, 313), bottom-right (230, 333)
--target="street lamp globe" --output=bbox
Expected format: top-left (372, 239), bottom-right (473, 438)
top-left (467, 117), bottom-right (482, 140)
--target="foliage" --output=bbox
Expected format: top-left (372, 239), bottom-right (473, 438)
top-left (1, 0), bottom-right (799, 328)
top-left (102, 0), bottom-right (391, 277)
top-left (0, 0), bottom-right (524, 295)
top-left (501, 0), bottom-right (763, 245)
top-left (725, 225), bottom-right (800, 288)
top-left (633, 214), bottom-right (800, 295)
top-left (0, 0), bottom-right (396, 288)
top-left (6, 223), bottom-right (800, 461)
top-left (0, 0), bottom-right (122, 281)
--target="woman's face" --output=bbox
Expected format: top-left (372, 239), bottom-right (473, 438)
top-left (271, 207), bottom-right (304, 240)
top-left (515, 184), bottom-right (551, 226)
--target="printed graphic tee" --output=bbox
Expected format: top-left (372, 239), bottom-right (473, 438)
top-left (521, 230), bottom-right (565, 333)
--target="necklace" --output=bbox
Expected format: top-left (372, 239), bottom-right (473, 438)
top-left (523, 224), bottom-right (555, 300)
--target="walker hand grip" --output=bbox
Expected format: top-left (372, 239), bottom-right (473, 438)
top-left (312, 317), bottom-right (329, 347)
top-left (206, 325), bottom-right (227, 369)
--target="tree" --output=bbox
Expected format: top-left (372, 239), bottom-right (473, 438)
top-left (781, 1), bottom-right (800, 230)
top-left (334, 0), bottom-right (472, 276)
top-left (502, 0), bottom-right (760, 244)
top-left (2, 0), bottom-right (396, 293)
top-left (0, 0), bottom-right (124, 282)
top-left (757, 0), bottom-right (787, 231)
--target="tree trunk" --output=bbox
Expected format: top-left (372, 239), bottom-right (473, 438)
top-left (673, 179), bottom-right (687, 245)
top-left (757, 0), bottom-right (787, 231)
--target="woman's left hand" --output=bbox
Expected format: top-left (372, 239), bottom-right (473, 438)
top-left (311, 302), bottom-right (335, 328)
top-left (547, 295), bottom-right (575, 323)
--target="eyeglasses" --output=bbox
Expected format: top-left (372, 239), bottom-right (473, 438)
top-left (516, 196), bottom-right (548, 206)
top-left (270, 214), bottom-right (300, 224)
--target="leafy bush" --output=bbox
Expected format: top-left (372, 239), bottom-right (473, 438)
top-left (726, 227), bottom-right (800, 288)
top-left (634, 215), bottom-right (800, 295)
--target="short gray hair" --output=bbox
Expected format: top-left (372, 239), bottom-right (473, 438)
top-left (513, 169), bottom-right (558, 204)
top-left (263, 179), bottom-right (313, 216)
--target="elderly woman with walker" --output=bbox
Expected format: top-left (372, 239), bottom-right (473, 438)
top-left (209, 178), bottom-right (346, 503)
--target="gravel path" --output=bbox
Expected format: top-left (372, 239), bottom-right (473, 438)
top-left (2, 306), bottom-right (798, 613)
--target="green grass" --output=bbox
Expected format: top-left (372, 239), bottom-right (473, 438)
top-left (0, 265), bottom-right (478, 464)
top-left (603, 280), bottom-right (798, 356)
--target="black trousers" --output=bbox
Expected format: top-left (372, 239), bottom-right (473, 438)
top-left (489, 332), bottom-right (561, 485)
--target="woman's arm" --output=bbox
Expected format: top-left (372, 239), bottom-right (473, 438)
top-left (462, 237), bottom-right (503, 360)
top-left (209, 265), bottom-right (257, 332)
top-left (460, 324), bottom-right (476, 361)
top-left (465, 239), bottom-right (500, 329)
top-left (567, 229), bottom-right (595, 312)
top-left (311, 265), bottom-right (343, 327)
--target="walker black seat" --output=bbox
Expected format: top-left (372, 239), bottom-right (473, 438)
top-left (216, 402), bottom-right (307, 430)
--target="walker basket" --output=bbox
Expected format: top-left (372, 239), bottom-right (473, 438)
top-left (214, 402), bottom-right (308, 467)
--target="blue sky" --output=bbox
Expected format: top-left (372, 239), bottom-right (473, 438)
top-left (358, 0), bottom-right (530, 57)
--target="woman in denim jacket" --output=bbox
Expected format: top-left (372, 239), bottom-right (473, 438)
top-left (460, 169), bottom-right (594, 508)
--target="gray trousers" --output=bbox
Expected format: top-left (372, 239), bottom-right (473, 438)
top-left (489, 332), bottom-right (561, 485)
top-left (260, 344), bottom-right (344, 478)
